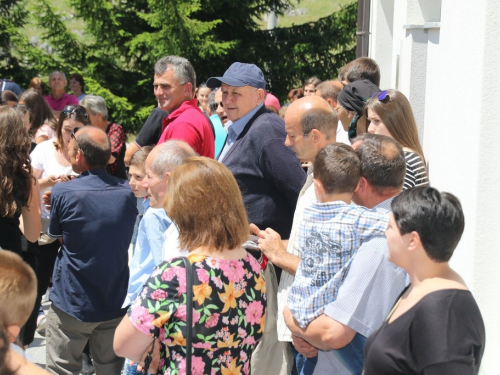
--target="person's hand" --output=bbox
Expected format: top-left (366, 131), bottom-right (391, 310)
top-left (292, 335), bottom-right (318, 358)
top-left (42, 191), bottom-right (52, 211)
top-left (39, 175), bottom-right (61, 188)
top-left (249, 223), bottom-right (286, 263)
top-left (136, 338), bottom-right (161, 374)
top-left (57, 174), bottom-right (72, 182)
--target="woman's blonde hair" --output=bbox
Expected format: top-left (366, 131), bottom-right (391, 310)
top-left (164, 157), bottom-right (249, 252)
top-left (365, 89), bottom-right (425, 159)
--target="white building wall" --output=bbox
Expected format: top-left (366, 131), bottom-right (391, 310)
top-left (369, 0), bottom-right (500, 373)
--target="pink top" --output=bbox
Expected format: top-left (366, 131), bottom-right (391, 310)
top-left (35, 123), bottom-right (56, 141)
top-left (44, 93), bottom-right (79, 111)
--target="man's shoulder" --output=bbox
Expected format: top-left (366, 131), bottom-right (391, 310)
top-left (250, 111), bottom-right (285, 132)
top-left (53, 173), bottom-right (132, 194)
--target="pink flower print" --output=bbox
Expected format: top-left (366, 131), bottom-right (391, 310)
top-left (245, 300), bottom-right (264, 325)
top-left (222, 316), bottom-right (229, 325)
top-left (237, 327), bottom-right (247, 338)
top-left (220, 259), bottom-right (246, 283)
top-left (242, 336), bottom-right (257, 346)
top-left (196, 268), bottom-right (210, 283)
top-left (151, 267), bottom-right (163, 277)
top-left (129, 306), bottom-right (155, 334)
top-left (174, 305), bottom-right (200, 324)
top-left (240, 350), bottom-right (248, 362)
top-left (238, 300), bottom-right (248, 309)
top-left (193, 342), bottom-right (212, 349)
top-left (230, 316), bottom-right (239, 325)
top-left (150, 289), bottom-right (168, 301)
top-left (206, 257), bottom-right (220, 269)
top-left (161, 266), bottom-right (178, 282)
top-left (205, 313), bottom-right (220, 328)
top-left (159, 358), bottom-right (166, 369)
top-left (247, 253), bottom-right (262, 274)
top-left (211, 370), bottom-right (217, 375)
top-left (211, 276), bottom-right (223, 289)
top-left (244, 359), bottom-right (250, 375)
top-left (176, 267), bottom-right (187, 295)
top-left (179, 355), bottom-right (205, 375)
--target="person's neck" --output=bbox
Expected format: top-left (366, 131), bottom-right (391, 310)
top-left (51, 90), bottom-right (65, 100)
top-left (361, 189), bottom-right (400, 209)
top-left (72, 88), bottom-right (82, 97)
top-left (190, 245), bottom-right (247, 260)
top-left (320, 191), bottom-right (353, 205)
top-left (96, 119), bottom-right (109, 131)
top-left (356, 115), bottom-right (367, 135)
top-left (407, 261), bottom-right (463, 290)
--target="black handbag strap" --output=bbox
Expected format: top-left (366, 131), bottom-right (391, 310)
top-left (181, 256), bottom-right (193, 375)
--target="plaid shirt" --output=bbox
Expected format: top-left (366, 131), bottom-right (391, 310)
top-left (288, 200), bottom-right (389, 328)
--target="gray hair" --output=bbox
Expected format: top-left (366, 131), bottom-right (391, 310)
top-left (49, 71), bottom-right (66, 81)
top-left (154, 56), bottom-right (196, 93)
top-left (208, 89), bottom-right (217, 109)
top-left (80, 95), bottom-right (108, 121)
top-left (150, 140), bottom-right (197, 176)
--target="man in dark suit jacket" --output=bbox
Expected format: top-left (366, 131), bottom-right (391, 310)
top-left (207, 63), bottom-right (305, 240)
top-left (207, 63), bottom-right (305, 375)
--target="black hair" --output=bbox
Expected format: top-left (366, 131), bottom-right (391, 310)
top-left (391, 186), bottom-right (465, 262)
top-left (74, 131), bottom-right (111, 169)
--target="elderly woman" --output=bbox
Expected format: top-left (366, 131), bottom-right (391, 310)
top-left (363, 187), bottom-right (485, 374)
top-left (336, 79), bottom-right (379, 141)
top-left (365, 89), bottom-right (428, 190)
top-left (115, 157), bottom-right (267, 375)
top-left (81, 95), bottom-right (127, 179)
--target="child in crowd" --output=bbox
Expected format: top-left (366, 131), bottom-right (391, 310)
top-left (122, 146), bottom-right (171, 375)
top-left (0, 250), bottom-right (50, 374)
top-left (287, 143), bottom-right (389, 374)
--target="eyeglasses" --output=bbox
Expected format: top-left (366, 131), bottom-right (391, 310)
top-left (209, 101), bottom-right (223, 113)
top-left (62, 105), bottom-right (89, 121)
top-left (70, 127), bottom-right (85, 155)
top-left (334, 105), bottom-right (343, 113)
top-left (371, 90), bottom-right (389, 101)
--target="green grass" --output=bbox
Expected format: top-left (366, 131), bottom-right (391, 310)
top-left (257, 0), bottom-right (355, 29)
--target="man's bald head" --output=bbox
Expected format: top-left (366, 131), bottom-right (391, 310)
top-left (286, 95), bottom-right (338, 140)
top-left (148, 140), bottom-right (197, 177)
top-left (73, 126), bottom-right (111, 169)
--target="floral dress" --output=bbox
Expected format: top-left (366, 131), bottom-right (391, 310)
top-left (128, 253), bottom-right (267, 375)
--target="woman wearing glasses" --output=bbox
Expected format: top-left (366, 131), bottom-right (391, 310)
top-left (365, 89), bottom-right (428, 190)
top-left (23, 105), bottom-right (90, 345)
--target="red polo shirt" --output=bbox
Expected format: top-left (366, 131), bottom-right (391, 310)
top-left (44, 93), bottom-right (79, 111)
top-left (157, 99), bottom-right (215, 158)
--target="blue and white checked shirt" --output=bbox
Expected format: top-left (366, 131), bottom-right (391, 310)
top-left (288, 200), bottom-right (389, 328)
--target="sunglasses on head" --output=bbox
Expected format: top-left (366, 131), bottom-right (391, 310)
top-left (371, 90), bottom-right (389, 102)
top-left (62, 105), bottom-right (89, 120)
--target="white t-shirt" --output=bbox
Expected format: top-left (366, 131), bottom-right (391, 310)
top-left (30, 140), bottom-right (74, 219)
top-left (161, 224), bottom-right (187, 260)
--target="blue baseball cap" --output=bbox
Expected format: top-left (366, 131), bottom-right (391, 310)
top-left (206, 62), bottom-right (266, 90)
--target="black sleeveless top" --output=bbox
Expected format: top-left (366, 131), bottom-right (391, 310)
top-left (0, 175), bottom-right (29, 254)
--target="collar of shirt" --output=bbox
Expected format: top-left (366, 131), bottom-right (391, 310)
top-left (142, 197), bottom-right (150, 212)
top-left (162, 98), bottom-right (199, 132)
top-left (372, 196), bottom-right (395, 212)
top-left (79, 168), bottom-right (109, 178)
top-left (226, 103), bottom-right (264, 144)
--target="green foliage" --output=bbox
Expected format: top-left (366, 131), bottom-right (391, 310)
top-left (1, 0), bottom-right (357, 133)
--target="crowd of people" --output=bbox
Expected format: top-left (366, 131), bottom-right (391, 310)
top-left (0, 55), bottom-right (486, 375)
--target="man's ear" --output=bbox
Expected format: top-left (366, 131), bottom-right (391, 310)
top-left (7, 325), bottom-right (20, 343)
top-left (313, 178), bottom-right (325, 201)
top-left (164, 171), bottom-right (171, 182)
top-left (354, 176), bottom-right (367, 194)
top-left (184, 82), bottom-right (193, 99)
top-left (256, 88), bottom-right (266, 103)
top-left (310, 129), bottom-right (321, 144)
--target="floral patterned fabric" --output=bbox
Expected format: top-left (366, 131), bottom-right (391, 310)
top-left (128, 253), bottom-right (267, 375)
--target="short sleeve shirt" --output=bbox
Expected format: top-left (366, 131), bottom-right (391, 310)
top-left (135, 107), bottom-right (169, 147)
top-left (48, 169), bottom-right (138, 322)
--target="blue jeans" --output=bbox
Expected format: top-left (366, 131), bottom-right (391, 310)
top-left (291, 343), bottom-right (318, 375)
top-left (123, 360), bottom-right (147, 375)
top-left (333, 332), bottom-right (367, 375)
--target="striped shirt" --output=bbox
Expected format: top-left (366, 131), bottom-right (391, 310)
top-left (404, 151), bottom-right (428, 190)
top-left (288, 201), bottom-right (389, 328)
top-left (313, 198), bottom-right (409, 375)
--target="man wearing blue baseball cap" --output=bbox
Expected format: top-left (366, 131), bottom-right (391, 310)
top-left (207, 63), bottom-right (305, 375)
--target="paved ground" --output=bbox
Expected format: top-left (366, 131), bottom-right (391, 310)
top-left (25, 301), bottom-right (49, 369)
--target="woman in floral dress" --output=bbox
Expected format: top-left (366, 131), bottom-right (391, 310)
top-left (114, 157), bottom-right (267, 375)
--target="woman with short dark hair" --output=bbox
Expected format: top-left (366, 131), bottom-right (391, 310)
top-left (363, 186), bottom-right (485, 374)
top-left (115, 157), bottom-right (267, 375)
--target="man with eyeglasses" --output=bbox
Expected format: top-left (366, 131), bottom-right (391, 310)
top-left (154, 56), bottom-right (214, 158)
top-left (46, 126), bottom-right (137, 375)
top-left (44, 71), bottom-right (78, 118)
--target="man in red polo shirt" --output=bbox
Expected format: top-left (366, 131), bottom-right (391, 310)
top-left (154, 56), bottom-right (214, 158)
top-left (44, 71), bottom-right (79, 118)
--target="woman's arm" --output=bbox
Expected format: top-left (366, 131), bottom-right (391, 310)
top-left (114, 315), bottom-right (155, 362)
top-left (20, 177), bottom-right (42, 242)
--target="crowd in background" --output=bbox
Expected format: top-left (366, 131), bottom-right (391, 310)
top-left (0, 55), bottom-right (485, 375)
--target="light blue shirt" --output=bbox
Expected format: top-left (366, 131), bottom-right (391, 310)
top-left (122, 198), bottom-right (172, 307)
top-left (217, 103), bottom-right (264, 161)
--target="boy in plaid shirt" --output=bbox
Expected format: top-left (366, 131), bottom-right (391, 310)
top-left (287, 143), bottom-right (389, 374)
